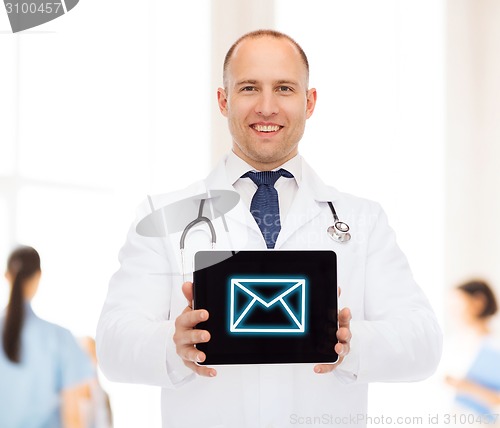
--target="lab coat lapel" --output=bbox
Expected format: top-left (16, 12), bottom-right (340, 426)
top-left (203, 156), bottom-right (262, 237)
top-left (275, 159), bottom-right (340, 248)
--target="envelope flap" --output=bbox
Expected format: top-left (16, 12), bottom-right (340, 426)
top-left (234, 279), bottom-right (304, 306)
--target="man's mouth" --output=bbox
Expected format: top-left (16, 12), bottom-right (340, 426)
top-left (251, 124), bottom-right (283, 133)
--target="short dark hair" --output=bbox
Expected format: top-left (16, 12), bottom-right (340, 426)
top-left (223, 29), bottom-right (309, 88)
top-left (458, 280), bottom-right (498, 319)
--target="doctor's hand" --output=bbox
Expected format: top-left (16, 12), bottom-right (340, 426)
top-left (173, 281), bottom-right (217, 378)
top-left (314, 307), bottom-right (352, 374)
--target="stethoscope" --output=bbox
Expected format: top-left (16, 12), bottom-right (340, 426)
top-left (180, 198), bottom-right (218, 281)
top-left (180, 198), bottom-right (217, 251)
top-left (326, 202), bottom-right (351, 243)
top-left (180, 198), bottom-right (351, 252)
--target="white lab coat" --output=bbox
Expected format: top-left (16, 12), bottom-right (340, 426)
top-left (96, 155), bottom-right (442, 428)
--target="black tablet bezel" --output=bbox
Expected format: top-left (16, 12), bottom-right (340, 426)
top-left (193, 250), bottom-right (338, 365)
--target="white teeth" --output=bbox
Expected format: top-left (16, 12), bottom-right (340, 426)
top-left (253, 124), bottom-right (280, 132)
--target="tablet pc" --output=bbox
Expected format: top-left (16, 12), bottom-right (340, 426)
top-left (193, 250), bottom-right (338, 365)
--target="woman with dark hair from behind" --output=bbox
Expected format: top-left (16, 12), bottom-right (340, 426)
top-left (446, 280), bottom-right (500, 424)
top-left (0, 246), bottom-right (93, 428)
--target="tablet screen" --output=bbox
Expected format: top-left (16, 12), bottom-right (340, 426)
top-left (193, 250), bottom-right (338, 365)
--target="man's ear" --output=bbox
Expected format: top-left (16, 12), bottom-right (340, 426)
top-left (305, 88), bottom-right (317, 119)
top-left (217, 87), bottom-right (229, 117)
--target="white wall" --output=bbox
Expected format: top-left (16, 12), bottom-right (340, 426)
top-left (445, 0), bottom-right (500, 294)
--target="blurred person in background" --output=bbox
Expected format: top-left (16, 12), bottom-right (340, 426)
top-left (0, 246), bottom-right (94, 428)
top-left (79, 336), bottom-right (113, 428)
top-left (446, 280), bottom-right (500, 424)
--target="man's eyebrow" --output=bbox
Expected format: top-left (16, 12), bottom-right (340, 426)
top-left (275, 80), bottom-right (299, 86)
top-left (234, 79), bottom-right (300, 87)
top-left (235, 79), bottom-right (258, 86)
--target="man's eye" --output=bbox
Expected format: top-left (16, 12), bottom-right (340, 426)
top-left (277, 86), bottom-right (293, 92)
top-left (241, 86), bottom-right (257, 92)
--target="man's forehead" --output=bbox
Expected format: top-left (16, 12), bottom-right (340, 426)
top-left (231, 36), bottom-right (302, 63)
top-left (226, 37), bottom-right (308, 85)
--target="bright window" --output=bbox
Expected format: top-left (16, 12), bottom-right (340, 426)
top-left (0, 1), bottom-right (210, 426)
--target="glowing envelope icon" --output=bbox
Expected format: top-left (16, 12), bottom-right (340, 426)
top-left (4, 0), bottom-right (79, 33)
top-left (230, 278), bottom-right (306, 334)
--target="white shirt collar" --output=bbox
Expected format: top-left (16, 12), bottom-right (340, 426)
top-left (226, 150), bottom-right (302, 186)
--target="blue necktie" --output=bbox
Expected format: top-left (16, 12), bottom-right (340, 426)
top-left (242, 169), bottom-right (294, 249)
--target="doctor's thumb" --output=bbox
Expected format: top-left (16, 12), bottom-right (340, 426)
top-left (182, 281), bottom-right (194, 303)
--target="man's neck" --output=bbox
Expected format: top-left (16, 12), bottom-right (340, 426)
top-left (231, 149), bottom-right (298, 171)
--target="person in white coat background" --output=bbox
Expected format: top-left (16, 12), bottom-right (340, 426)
top-left (96, 30), bottom-right (443, 428)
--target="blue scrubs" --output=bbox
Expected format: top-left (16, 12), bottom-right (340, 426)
top-left (0, 304), bottom-right (94, 428)
top-left (455, 340), bottom-right (500, 421)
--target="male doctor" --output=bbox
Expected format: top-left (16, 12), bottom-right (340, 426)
top-left (97, 30), bottom-right (442, 428)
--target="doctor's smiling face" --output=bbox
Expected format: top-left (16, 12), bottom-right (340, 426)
top-left (218, 34), bottom-right (317, 171)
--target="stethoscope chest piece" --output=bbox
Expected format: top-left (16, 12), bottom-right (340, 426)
top-left (327, 222), bottom-right (351, 243)
top-left (326, 201), bottom-right (351, 243)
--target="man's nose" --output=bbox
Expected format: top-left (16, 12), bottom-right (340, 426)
top-left (255, 90), bottom-right (279, 116)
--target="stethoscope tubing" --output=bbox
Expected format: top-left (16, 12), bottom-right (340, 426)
top-left (180, 199), bottom-right (217, 250)
top-left (180, 198), bottom-right (351, 255)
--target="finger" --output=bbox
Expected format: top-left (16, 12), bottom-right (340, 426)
top-left (183, 360), bottom-right (217, 378)
top-left (174, 328), bottom-right (211, 347)
top-left (179, 343), bottom-right (208, 364)
top-left (175, 308), bottom-right (209, 330)
top-left (314, 363), bottom-right (337, 374)
top-left (338, 307), bottom-right (352, 328)
top-left (335, 341), bottom-right (349, 357)
top-left (182, 281), bottom-right (194, 303)
top-left (336, 326), bottom-right (351, 344)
